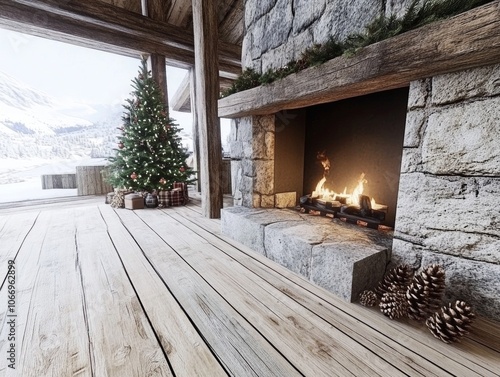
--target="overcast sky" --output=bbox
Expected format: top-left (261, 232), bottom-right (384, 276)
top-left (0, 28), bottom-right (196, 132)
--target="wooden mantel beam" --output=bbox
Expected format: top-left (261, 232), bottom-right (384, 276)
top-left (0, 0), bottom-right (241, 75)
top-left (218, 2), bottom-right (500, 118)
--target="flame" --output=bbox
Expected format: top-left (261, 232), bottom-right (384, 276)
top-left (312, 172), bottom-right (370, 206)
top-left (350, 173), bottom-right (366, 206)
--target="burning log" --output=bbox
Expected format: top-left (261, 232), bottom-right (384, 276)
top-left (339, 195), bottom-right (386, 222)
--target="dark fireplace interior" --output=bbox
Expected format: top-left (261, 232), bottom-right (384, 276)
top-left (302, 88), bottom-right (409, 227)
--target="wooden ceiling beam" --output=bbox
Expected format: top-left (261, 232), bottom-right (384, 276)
top-left (0, 0), bottom-right (241, 73)
top-left (167, 0), bottom-right (191, 27)
top-left (171, 72), bottom-right (234, 113)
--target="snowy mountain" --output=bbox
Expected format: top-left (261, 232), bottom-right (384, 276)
top-left (0, 71), bottom-right (93, 135)
top-left (0, 71), bottom-right (193, 185)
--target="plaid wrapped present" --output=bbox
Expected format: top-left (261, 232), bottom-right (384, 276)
top-left (173, 182), bottom-right (189, 205)
top-left (168, 188), bottom-right (184, 206)
top-left (157, 183), bottom-right (189, 207)
top-left (158, 190), bottom-right (170, 208)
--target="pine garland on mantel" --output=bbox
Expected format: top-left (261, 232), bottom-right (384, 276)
top-left (221, 0), bottom-right (493, 98)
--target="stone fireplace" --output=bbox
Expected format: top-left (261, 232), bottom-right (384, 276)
top-left (220, 0), bottom-right (500, 320)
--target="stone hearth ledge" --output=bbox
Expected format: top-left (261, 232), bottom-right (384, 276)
top-left (221, 206), bottom-right (392, 302)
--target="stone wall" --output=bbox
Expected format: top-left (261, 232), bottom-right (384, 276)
top-left (242, 0), bottom-right (410, 72)
top-left (229, 111), bottom-right (305, 209)
top-left (393, 63), bottom-right (500, 319)
top-left (229, 115), bottom-right (276, 207)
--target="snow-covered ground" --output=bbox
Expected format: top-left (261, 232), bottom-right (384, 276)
top-left (0, 157), bottom-right (108, 203)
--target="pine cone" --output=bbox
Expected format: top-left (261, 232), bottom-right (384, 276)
top-left (110, 189), bottom-right (130, 208)
top-left (359, 290), bottom-right (378, 307)
top-left (426, 301), bottom-right (475, 343)
top-left (375, 264), bottom-right (414, 298)
top-left (380, 290), bottom-right (408, 320)
top-left (421, 264), bottom-right (446, 313)
top-left (406, 264), bottom-right (446, 321)
top-left (406, 274), bottom-right (430, 321)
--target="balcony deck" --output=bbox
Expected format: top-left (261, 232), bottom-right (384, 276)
top-left (0, 195), bottom-right (499, 376)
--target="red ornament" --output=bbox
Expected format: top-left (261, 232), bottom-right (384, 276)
top-left (130, 172), bottom-right (137, 180)
top-left (159, 177), bottom-right (166, 185)
top-left (118, 142), bottom-right (124, 149)
top-left (179, 166), bottom-right (185, 172)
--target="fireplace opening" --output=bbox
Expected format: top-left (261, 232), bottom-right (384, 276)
top-left (301, 88), bottom-right (409, 228)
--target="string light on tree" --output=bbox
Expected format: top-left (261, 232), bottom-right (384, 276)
top-left (106, 58), bottom-right (196, 192)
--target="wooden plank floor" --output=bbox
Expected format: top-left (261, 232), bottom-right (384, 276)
top-left (0, 195), bottom-right (499, 376)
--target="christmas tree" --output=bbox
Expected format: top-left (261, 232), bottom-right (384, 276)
top-left (107, 58), bottom-right (195, 192)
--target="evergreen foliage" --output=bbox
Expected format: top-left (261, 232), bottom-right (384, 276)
top-left (107, 59), bottom-right (195, 192)
top-left (221, 0), bottom-right (493, 97)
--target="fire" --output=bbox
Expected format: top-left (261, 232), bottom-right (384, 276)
top-left (312, 172), bottom-right (369, 206)
top-left (350, 173), bottom-right (366, 206)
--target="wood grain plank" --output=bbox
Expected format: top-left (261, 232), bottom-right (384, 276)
top-left (0, 211), bottom-right (39, 284)
top-left (16, 209), bottom-right (91, 376)
top-left (0, 212), bottom-right (58, 376)
top-left (166, 209), bottom-right (447, 376)
top-left (168, 206), bottom-right (500, 377)
top-left (218, 2), bottom-right (500, 118)
top-left (73, 206), bottom-right (173, 376)
top-left (98, 205), bottom-right (227, 377)
top-left (114, 208), bottom-right (301, 377)
top-left (139, 210), bottom-right (404, 376)
top-left (166, 0), bottom-right (191, 27)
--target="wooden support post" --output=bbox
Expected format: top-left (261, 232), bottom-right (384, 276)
top-left (141, 0), bottom-right (168, 111)
top-left (189, 68), bottom-right (202, 193)
top-left (192, 0), bottom-right (223, 218)
top-left (148, 54), bottom-right (169, 110)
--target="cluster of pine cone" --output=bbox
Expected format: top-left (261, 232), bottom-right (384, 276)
top-left (110, 189), bottom-right (132, 208)
top-left (358, 264), bottom-right (475, 344)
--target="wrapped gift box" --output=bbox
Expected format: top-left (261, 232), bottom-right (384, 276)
top-left (169, 188), bottom-right (184, 206)
top-left (124, 193), bottom-right (144, 210)
top-left (158, 190), bottom-right (170, 208)
top-left (172, 182), bottom-right (189, 205)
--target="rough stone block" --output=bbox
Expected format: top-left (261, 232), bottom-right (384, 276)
top-left (399, 148), bottom-right (421, 173)
top-left (261, 194), bottom-right (275, 207)
top-left (221, 207), bottom-right (303, 255)
top-left (292, 0), bottom-right (326, 35)
top-left (317, 0), bottom-right (382, 41)
top-left (403, 109), bottom-right (425, 148)
top-left (310, 243), bottom-right (387, 301)
top-left (222, 207), bottom-right (390, 303)
top-left (221, 207), bottom-right (265, 255)
top-left (264, 221), bottom-right (319, 277)
top-left (385, 0), bottom-right (415, 18)
top-left (229, 141), bottom-right (245, 159)
top-left (231, 161), bottom-right (243, 205)
top-left (253, 130), bottom-right (275, 159)
top-left (390, 238), bottom-right (423, 269)
top-left (420, 251), bottom-right (500, 320)
top-left (275, 192), bottom-right (297, 208)
top-left (407, 79), bottom-right (429, 109)
top-left (395, 173), bottom-right (500, 263)
top-left (253, 160), bottom-right (275, 195)
top-left (245, 0), bottom-right (277, 29)
top-left (432, 64), bottom-right (500, 105)
top-left (422, 97), bottom-right (500, 175)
